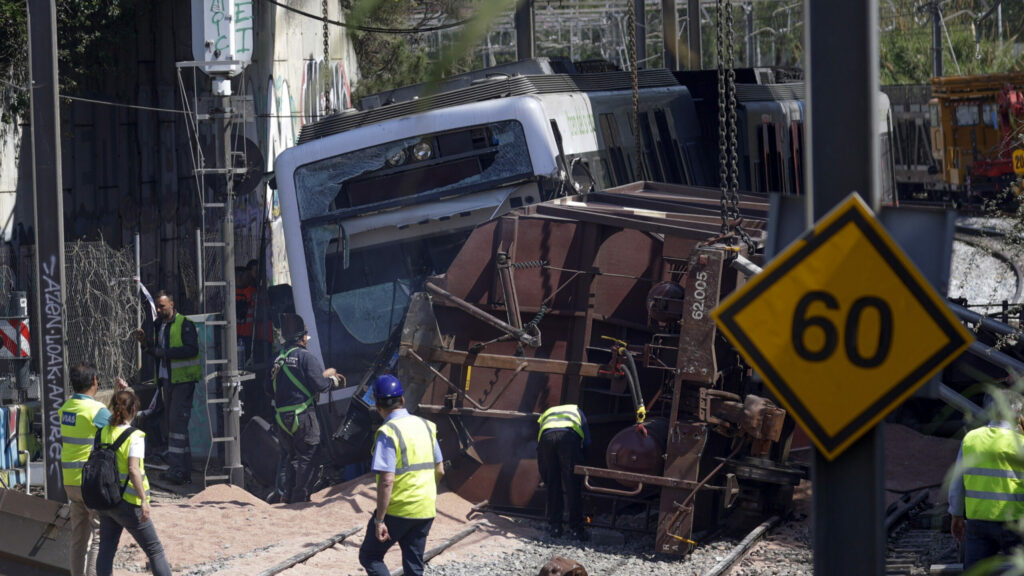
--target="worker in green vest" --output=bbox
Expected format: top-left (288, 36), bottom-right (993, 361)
top-left (266, 313), bottom-right (343, 503)
top-left (60, 363), bottom-right (126, 576)
top-left (133, 290), bottom-right (200, 485)
top-left (949, 389), bottom-right (1024, 570)
top-left (359, 375), bottom-right (444, 576)
top-left (537, 404), bottom-right (591, 541)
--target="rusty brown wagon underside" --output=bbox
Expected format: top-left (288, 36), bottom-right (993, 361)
top-left (395, 182), bottom-right (802, 554)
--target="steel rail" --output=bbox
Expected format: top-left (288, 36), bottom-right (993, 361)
top-left (703, 515), bottom-right (781, 576)
top-left (390, 522), bottom-right (485, 576)
top-left (258, 524), bottom-right (363, 576)
top-left (884, 490), bottom-right (929, 533)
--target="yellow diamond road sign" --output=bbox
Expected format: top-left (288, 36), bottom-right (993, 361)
top-left (712, 194), bottom-right (973, 460)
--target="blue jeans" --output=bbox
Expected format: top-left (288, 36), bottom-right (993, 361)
top-left (964, 518), bottom-right (1022, 570)
top-left (97, 501), bottom-right (171, 576)
top-left (359, 514), bottom-right (433, 576)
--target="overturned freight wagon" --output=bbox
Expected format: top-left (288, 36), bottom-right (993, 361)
top-left (370, 182), bottom-right (803, 554)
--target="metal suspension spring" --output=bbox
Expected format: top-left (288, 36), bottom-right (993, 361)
top-left (524, 305), bottom-right (549, 329)
top-left (512, 259), bottom-right (548, 270)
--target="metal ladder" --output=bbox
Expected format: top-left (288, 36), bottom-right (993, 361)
top-left (182, 65), bottom-right (252, 488)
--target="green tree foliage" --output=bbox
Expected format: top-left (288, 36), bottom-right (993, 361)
top-left (0, 0), bottom-right (133, 125)
top-left (347, 0), bottom-right (475, 103)
top-left (880, 0), bottom-right (1024, 84)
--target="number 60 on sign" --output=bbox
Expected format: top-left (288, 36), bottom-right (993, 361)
top-left (712, 194), bottom-right (972, 460)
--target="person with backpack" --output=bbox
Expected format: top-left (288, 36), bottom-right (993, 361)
top-left (265, 313), bottom-right (343, 503)
top-left (95, 390), bottom-right (171, 576)
top-left (59, 363), bottom-right (128, 576)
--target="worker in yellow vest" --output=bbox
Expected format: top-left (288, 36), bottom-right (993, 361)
top-left (60, 363), bottom-right (125, 576)
top-left (133, 290), bottom-right (200, 485)
top-left (949, 389), bottom-right (1024, 569)
top-left (359, 375), bottom-right (444, 576)
top-left (537, 404), bottom-right (591, 541)
top-left (95, 390), bottom-right (171, 576)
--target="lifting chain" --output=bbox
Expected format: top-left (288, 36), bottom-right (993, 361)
top-left (627, 0), bottom-right (647, 181)
top-left (715, 0), bottom-right (755, 253)
top-left (322, 0), bottom-right (331, 115)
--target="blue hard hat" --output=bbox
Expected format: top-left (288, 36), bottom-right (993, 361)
top-left (373, 374), bottom-right (404, 399)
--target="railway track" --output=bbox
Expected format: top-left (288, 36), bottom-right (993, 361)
top-left (952, 221), bottom-right (1023, 315)
top-left (698, 491), bottom-right (956, 576)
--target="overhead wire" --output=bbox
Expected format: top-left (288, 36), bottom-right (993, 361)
top-left (260, 0), bottom-right (472, 34)
top-left (2, 77), bottom-right (320, 119)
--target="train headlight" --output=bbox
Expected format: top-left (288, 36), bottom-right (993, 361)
top-left (412, 141), bottom-right (433, 162)
top-left (386, 148), bottom-right (407, 167)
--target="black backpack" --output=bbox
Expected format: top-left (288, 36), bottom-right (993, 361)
top-left (82, 426), bottom-right (138, 510)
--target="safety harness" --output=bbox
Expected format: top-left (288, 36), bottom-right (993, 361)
top-left (272, 347), bottom-right (314, 435)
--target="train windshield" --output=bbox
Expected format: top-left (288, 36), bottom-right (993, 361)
top-left (292, 120), bottom-right (534, 375)
top-left (292, 120), bottom-right (532, 220)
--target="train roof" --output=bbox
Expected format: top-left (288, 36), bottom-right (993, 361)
top-left (296, 68), bottom-right (680, 144)
top-left (931, 72), bottom-right (1024, 99)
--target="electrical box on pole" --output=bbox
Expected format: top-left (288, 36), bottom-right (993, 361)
top-left (191, 0), bottom-right (254, 75)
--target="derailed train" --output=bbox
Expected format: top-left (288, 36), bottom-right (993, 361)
top-left (267, 58), bottom-right (826, 551)
top-left (385, 183), bottom-right (801, 553)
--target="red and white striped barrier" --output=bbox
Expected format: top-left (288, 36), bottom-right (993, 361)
top-left (0, 319), bottom-right (30, 359)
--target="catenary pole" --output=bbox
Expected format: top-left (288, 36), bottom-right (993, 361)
top-left (634, 0), bottom-right (647, 68)
top-left (687, 0), bottom-right (702, 69)
top-left (515, 0), bottom-right (535, 61)
top-left (218, 84), bottom-right (243, 486)
top-left (805, 0), bottom-right (885, 573)
top-left (27, 0), bottom-right (67, 502)
top-left (931, 0), bottom-right (942, 77)
top-left (662, 0), bottom-right (678, 70)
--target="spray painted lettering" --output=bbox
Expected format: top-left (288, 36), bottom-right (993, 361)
top-left (209, 0), bottom-right (230, 52)
top-left (234, 1), bottom-right (254, 55)
top-left (41, 255), bottom-right (64, 476)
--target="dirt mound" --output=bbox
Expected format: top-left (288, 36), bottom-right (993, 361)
top-left (187, 483), bottom-right (271, 508)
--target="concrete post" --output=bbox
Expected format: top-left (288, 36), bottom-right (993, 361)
top-left (27, 0), bottom-right (67, 502)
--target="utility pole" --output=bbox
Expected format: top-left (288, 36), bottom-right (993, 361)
top-left (662, 0), bottom-right (678, 70)
top-left (687, 0), bottom-right (702, 69)
top-left (27, 0), bottom-right (66, 502)
top-left (746, 3), bottom-right (755, 67)
top-left (217, 77), bottom-right (243, 486)
top-left (634, 0), bottom-right (647, 68)
top-left (806, 0), bottom-right (884, 573)
top-left (515, 0), bottom-right (535, 61)
top-left (188, 0), bottom-right (251, 487)
top-left (931, 0), bottom-right (942, 77)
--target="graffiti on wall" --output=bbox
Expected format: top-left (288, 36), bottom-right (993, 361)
top-left (261, 58), bottom-right (352, 286)
top-left (300, 59), bottom-right (353, 126)
top-left (265, 75), bottom-right (296, 222)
